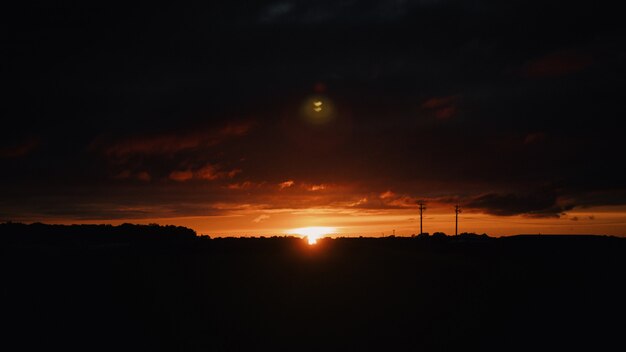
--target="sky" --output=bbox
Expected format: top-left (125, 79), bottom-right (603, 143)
top-left (2, 1), bottom-right (626, 236)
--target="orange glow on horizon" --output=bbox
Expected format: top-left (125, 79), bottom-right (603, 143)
top-left (289, 226), bottom-right (337, 245)
top-left (25, 205), bottom-right (626, 238)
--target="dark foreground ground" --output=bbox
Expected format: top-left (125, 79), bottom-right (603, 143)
top-left (1, 224), bottom-right (625, 351)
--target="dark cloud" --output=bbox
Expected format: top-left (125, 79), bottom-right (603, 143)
top-left (0, 137), bottom-right (39, 159)
top-left (168, 164), bottom-right (241, 182)
top-left (93, 121), bottom-right (253, 158)
top-left (420, 95), bottom-right (460, 120)
top-left (562, 190), bottom-right (626, 209)
top-left (255, 0), bottom-right (419, 25)
top-left (463, 192), bottom-right (575, 218)
top-left (522, 50), bottom-right (593, 78)
top-left (523, 132), bottom-right (546, 145)
top-left (113, 170), bottom-right (152, 182)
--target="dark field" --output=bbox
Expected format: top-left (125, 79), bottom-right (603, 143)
top-left (2, 224), bottom-right (625, 351)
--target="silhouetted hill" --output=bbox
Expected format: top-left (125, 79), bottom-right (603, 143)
top-left (1, 224), bottom-right (624, 351)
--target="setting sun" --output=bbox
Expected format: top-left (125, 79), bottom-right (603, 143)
top-left (289, 226), bottom-right (337, 245)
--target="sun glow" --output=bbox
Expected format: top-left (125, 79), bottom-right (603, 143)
top-left (290, 226), bottom-right (337, 245)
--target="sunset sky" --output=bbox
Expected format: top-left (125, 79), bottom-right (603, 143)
top-left (2, 1), bottom-right (625, 236)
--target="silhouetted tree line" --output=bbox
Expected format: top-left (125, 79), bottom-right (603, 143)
top-left (0, 222), bottom-right (498, 248)
top-left (0, 222), bottom-right (196, 246)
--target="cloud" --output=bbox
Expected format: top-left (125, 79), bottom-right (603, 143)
top-left (113, 170), bottom-right (132, 179)
top-left (420, 95), bottom-right (460, 120)
top-left (420, 96), bottom-right (458, 109)
top-left (169, 170), bottom-right (194, 182)
top-left (0, 137), bottom-right (39, 158)
top-left (306, 184), bottom-right (326, 191)
top-left (522, 50), bottom-right (593, 78)
top-left (96, 121), bottom-right (253, 157)
top-left (385, 195), bottom-right (420, 208)
top-left (380, 190), bottom-right (395, 199)
top-left (560, 190), bottom-right (626, 209)
top-left (346, 191), bottom-right (421, 209)
top-left (524, 132), bottom-right (547, 145)
top-left (257, 0), bottom-right (417, 25)
top-left (279, 180), bottom-right (295, 189)
top-left (113, 170), bottom-right (152, 182)
top-left (348, 197), bottom-right (368, 207)
top-left (259, 2), bottom-right (295, 23)
top-left (434, 106), bottom-right (457, 120)
top-left (227, 181), bottom-right (257, 190)
top-left (169, 163), bottom-right (241, 182)
top-left (194, 164), bottom-right (241, 181)
top-left (253, 214), bottom-right (270, 223)
top-left (463, 192), bottom-right (575, 218)
top-left (136, 171), bottom-right (151, 182)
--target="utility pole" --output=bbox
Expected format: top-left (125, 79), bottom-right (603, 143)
top-left (418, 201), bottom-right (426, 235)
top-left (455, 204), bottom-right (462, 236)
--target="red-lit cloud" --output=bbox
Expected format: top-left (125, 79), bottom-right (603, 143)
top-left (169, 170), bottom-right (194, 182)
top-left (96, 121), bottom-right (253, 157)
top-left (227, 181), bottom-right (258, 190)
top-left (420, 95), bottom-right (459, 120)
top-left (114, 170), bottom-right (152, 182)
top-left (420, 96), bottom-right (458, 109)
top-left (253, 214), bottom-right (270, 223)
top-left (279, 180), bottom-right (295, 189)
top-left (522, 50), bottom-right (593, 78)
top-left (169, 163), bottom-right (241, 182)
top-left (136, 171), bottom-right (152, 182)
top-left (524, 132), bottom-right (547, 145)
top-left (0, 137), bottom-right (39, 158)
top-left (345, 190), bottom-right (422, 210)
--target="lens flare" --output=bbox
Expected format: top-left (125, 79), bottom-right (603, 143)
top-left (301, 96), bottom-right (334, 124)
